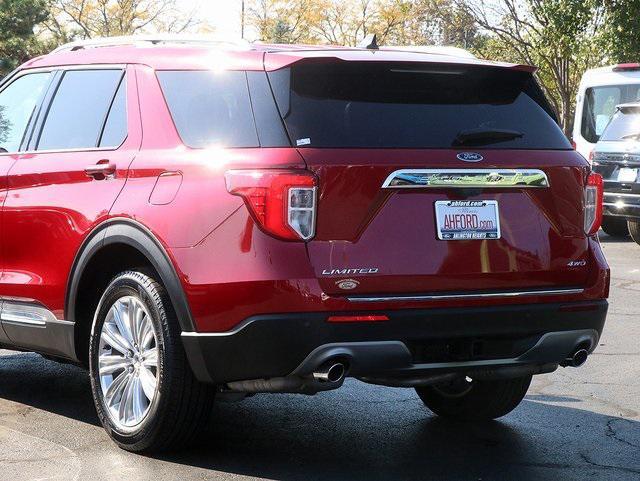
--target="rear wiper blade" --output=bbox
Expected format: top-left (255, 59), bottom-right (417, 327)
top-left (453, 128), bottom-right (524, 146)
top-left (621, 133), bottom-right (640, 140)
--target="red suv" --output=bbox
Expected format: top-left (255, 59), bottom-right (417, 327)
top-left (0, 37), bottom-right (609, 452)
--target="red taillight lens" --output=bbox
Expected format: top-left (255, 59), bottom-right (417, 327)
top-left (225, 169), bottom-right (317, 241)
top-left (571, 140), bottom-right (577, 150)
top-left (584, 172), bottom-right (603, 235)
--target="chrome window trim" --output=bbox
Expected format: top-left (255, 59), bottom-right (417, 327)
top-left (381, 168), bottom-right (549, 189)
top-left (346, 288), bottom-right (584, 303)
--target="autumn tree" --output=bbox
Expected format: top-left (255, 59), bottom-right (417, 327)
top-left (247, 0), bottom-right (323, 43)
top-left (42, 0), bottom-right (200, 42)
top-left (248, 0), bottom-right (481, 48)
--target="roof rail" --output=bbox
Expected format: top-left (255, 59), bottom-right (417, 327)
top-left (51, 35), bottom-right (251, 53)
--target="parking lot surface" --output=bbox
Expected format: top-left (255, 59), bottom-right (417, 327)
top-left (0, 233), bottom-right (638, 481)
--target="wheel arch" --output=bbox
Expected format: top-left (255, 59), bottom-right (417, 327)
top-left (66, 218), bottom-right (196, 362)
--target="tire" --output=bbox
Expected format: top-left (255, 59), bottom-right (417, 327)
top-left (628, 220), bottom-right (640, 246)
top-left (89, 270), bottom-right (215, 453)
top-left (601, 217), bottom-right (629, 237)
top-left (415, 375), bottom-right (532, 421)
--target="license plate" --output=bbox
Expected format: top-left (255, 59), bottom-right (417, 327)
top-left (435, 200), bottom-right (501, 240)
top-left (618, 167), bottom-right (637, 182)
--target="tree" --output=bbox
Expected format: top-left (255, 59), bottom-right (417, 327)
top-left (247, 0), bottom-right (323, 43)
top-left (42, 0), bottom-right (200, 42)
top-left (600, 0), bottom-right (640, 63)
top-left (464, 0), bottom-right (604, 135)
top-left (0, 0), bottom-right (49, 73)
top-left (249, 0), bottom-right (482, 49)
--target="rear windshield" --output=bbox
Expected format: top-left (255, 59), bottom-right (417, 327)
top-left (268, 62), bottom-right (570, 150)
top-left (600, 107), bottom-right (640, 141)
top-left (581, 84), bottom-right (640, 143)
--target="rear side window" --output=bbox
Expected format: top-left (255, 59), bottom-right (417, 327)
top-left (38, 69), bottom-right (124, 151)
top-left (157, 70), bottom-right (259, 148)
top-left (269, 62), bottom-right (570, 150)
top-left (600, 107), bottom-right (640, 141)
top-left (0, 72), bottom-right (51, 153)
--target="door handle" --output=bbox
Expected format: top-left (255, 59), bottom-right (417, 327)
top-left (85, 161), bottom-right (116, 179)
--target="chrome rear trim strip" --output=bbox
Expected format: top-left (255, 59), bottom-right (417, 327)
top-left (604, 192), bottom-right (640, 198)
top-left (346, 288), bottom-right (584, 303)
top-left (382, 169), bottom-right (549, 189)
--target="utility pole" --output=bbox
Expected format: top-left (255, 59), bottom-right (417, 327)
top-left (241, 0), bottom-right (245, 39)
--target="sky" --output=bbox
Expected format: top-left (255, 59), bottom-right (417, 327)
top-left (181, 0), bottom-right (250, 40)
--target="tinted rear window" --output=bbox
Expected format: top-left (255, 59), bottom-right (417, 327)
top-left (269, 62), bottom-right (570, 150)
top-left (157, 70), bottom-right (259, 148)
top-left (600, 107), bottom-right (640, 141)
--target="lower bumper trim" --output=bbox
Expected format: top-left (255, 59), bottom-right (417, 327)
top-left (182, 300), bottom-right (608, 384)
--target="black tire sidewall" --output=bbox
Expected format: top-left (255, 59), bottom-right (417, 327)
top-left (89, 272), bottom-right (170, 448)
top-left (628, 219), bottom-right (640, 245)
top-left (416, 375), bottom-right (532, 421)
top-left (601, 217), bottom-right (629, 237)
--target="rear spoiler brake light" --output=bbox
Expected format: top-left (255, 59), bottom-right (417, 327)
top-left (613, 63), bottom-right (640, 72)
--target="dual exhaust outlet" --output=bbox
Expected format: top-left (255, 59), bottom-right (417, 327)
top-left (225, 359), bottom-right (348, 394)
top-left (561, 348), bottom-right (589, 368)
top-left (312, 361), bottom-right (347, 383)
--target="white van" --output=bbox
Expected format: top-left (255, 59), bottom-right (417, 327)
top-left (573, 63), bottom-right (640, 160)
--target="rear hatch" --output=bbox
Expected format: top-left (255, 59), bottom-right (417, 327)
top-left (267, 59), bottom-right (591, 296)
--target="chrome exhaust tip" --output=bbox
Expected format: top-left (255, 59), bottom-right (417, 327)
top-left (312, 362), bottom-right (346, 383)
top-left (563, 348), bottom-right (589, 368)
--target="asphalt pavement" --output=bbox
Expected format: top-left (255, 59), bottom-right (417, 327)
top-left (0, 232), bottom-right (638, 480)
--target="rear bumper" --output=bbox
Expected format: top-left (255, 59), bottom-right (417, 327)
top-left (182, 299), bottom-right (608, 385)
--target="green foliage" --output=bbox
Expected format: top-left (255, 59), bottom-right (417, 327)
top-left (0, 0), bottom-right (49, 73)
top-left (600, 0), bottom-right (640, 62)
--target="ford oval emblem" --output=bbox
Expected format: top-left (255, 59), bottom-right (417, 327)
top-left (457, 152), bottom-right (484, 162)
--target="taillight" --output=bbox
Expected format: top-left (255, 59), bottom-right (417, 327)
top-left (571, 140), bottom-right (576, 150)
top-left (584, 172), bottom-right (603, 235)
top-left (225, 169), bottom-right (317, 241)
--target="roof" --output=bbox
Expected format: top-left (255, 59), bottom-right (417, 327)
top-left (20, 36), bottom-right (536, 73)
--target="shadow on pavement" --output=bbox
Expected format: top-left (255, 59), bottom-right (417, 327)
top-left (0, 351), bottom-right (99, 426)
top-left (1, 351), bottom-right (639, 480)
top-left (598, 232), bottom-right (632, 244)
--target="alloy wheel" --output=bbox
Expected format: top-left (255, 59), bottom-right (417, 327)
top-left (98, 295), bottom-right (159, 429)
